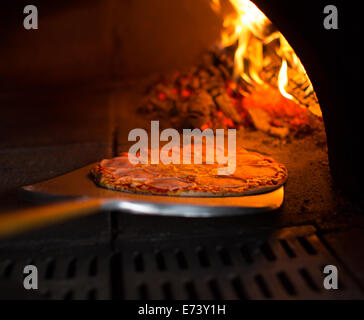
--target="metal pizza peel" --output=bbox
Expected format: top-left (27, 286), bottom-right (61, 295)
top-left (0, 163), bottom-right (284, 238)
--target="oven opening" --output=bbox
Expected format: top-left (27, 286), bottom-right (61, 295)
top-left (1, 0), bottom-right (362, 301)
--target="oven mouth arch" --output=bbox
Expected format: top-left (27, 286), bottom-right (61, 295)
top-left (245, 0), bottom-right (357, 197)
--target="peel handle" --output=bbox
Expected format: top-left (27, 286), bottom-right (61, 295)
top-left (0, 198), bottom-right (105, 238)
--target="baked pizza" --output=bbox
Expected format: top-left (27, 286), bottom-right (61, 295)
top-left (90, 147), bottom-right (287, 197)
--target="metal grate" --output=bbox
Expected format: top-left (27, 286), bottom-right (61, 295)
top-left (0, 247), bottom-right (112, 300)
top-left (1, 225), bottom-right (363, 299)
top-left (118, 225), bottom-right (363, 299)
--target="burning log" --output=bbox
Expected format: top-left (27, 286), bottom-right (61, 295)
top-left (260, 61), bottom-right (320, 116)
top-left (247, 107), bottom-right (289, 138)
top-left (184, 90), bottom-right (215, 129)
top-left (243, 86), bottom-right (321, 136)
top-left (214, 92), bottom-right (242, 124)
top-left (137, 42), bottom-right (322, 137)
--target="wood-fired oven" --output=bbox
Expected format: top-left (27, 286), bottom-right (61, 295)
top-left (0, 0), bottom-right (362, 300)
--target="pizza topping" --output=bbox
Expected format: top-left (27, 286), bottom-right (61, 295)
top-left (194, 176), bottom-right (245, 189)
top-left (115, 168), bottom-right (155, 179)
top-left (145, 177), bottom-right (195, 191)
top-left (91, 146), bottom-right (288, 196)
top-left (100, 157), bottom-right (134, 171)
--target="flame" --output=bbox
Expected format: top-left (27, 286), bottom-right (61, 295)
top-left (210, 0), bottom-right (322, 117)
top-left (278, 59), bottom-right (295, 101)
top-left (210, 0), bottom-right (221, 13)
top-left (216, 0), bottom-right (268, 83)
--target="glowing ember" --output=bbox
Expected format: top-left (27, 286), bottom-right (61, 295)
top-left (242, 86), bottom-right (313, 133)
top-left (138, 0), bottom-right (323, 138)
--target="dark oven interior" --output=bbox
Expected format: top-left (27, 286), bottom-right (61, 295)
top-left (0, 0), bottom-right (363, 299)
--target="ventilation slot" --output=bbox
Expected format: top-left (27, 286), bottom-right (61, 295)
top-left (155, 251), bottom-right (166, 271)
top-left (133, 252), bottom-right (144, 273)
top-left (175, 249), bottom-right (188, 270)
top-left (239, 245), bottom-right (253, 264)
top-left (299, 268), bottom-right (320, 292)
top-left (208, 278), bottom-right (222, 299)
top-left (260, 242), bottom-right (276, 261)
top-left (110, 253), bottom-right (123, 300)
top-left (231, 276), bottom-right (248, 299)
top-left (66, 258), bottom-right (77, 278)
top-left (280, 239), bottom-right (296, 258)
top-left (45, 258), bottom-right (55, 279)
top-left (217, 246), bottom-right (232, 266)
top-left (185, 281), bottom-right (198, 299)
top-left (1, 260), bottom-right (14, 278)
top-left (255, 275), bottom-right (272, 298)
top-left (298, 237), bottom-right (317, 255)
top-left (196, 247), bottom-right (210, 268)
top-left (277, 271), bottom-right (297, 296)
top-left (88, 257), bottom-right (98, 277)
top-left (137, 283), bottom-right (149, 300)
top-left (161, 282), bottom-right (173, 300)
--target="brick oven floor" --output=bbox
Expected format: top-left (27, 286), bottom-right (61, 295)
top-left (0, 85), bottom-right (363, 299)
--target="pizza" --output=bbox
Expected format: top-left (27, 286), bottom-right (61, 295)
top-left (90, 146), bottom-right (287, 197)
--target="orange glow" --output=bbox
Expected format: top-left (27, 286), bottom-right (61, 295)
top-left (210, 0), bottom-right (322, 117)
top-left (278, 60), bottom-right (295, 102)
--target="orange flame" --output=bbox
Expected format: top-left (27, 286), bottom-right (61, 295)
top-left (210, 0), bottom-right (322, 117)
top-left (278, 59), bottom-right (295, 101)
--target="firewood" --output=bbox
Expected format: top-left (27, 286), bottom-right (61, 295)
top-left (214, 92), bottom-right (242, 124)
top-left (185, 90), bottom-right (215, 129)
top-left (247, 107), bottom-right (289, 138)
top-left (137, 45), bottom-right (320, 136)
